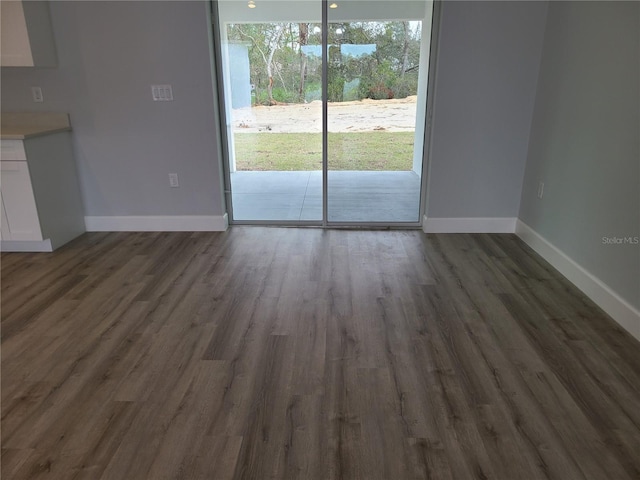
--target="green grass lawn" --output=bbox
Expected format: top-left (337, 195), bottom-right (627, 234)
top-left (234, 132), bottom-right (415, 171)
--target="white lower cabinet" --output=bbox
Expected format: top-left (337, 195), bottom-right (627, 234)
top-left (0, 132), bottom-right (85, 252)
top-left (0, 191), bottom-right (10, 240)
top-left (0, 160), bottom-right (43, 241)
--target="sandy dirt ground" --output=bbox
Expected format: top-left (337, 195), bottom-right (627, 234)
top-left (231, 96), bottom-right (418, 133)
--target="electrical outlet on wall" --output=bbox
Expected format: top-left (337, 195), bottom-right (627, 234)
top-left (537, 181), bottom-right (544, 199)
top-left (31, 87), bottom-right (43, 102)
top-left (169, 173), bottom-right (179, 188)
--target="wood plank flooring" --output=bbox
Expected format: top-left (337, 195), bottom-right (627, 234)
top-left (2, 228), bottom-right (639, 479)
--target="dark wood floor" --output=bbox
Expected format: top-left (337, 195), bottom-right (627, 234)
top-left (2, 228), bottom-right (639, 479)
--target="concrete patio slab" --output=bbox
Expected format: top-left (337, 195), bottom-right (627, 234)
top-left (230, 170), bottom-right (421, 223)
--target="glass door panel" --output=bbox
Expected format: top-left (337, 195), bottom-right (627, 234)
top-left (216, 0), bottom-right (433, 225)
top-left (327, 1), bottom-right (430, 223)
top-left (217, 1), bottom-right (322, 222)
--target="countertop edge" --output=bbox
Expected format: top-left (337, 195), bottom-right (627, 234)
top-left (1, 112), bottom-right (72, 140)
top-left (1, 126), bottom-right (72, 140)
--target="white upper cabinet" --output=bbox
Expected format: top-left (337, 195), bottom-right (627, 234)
top-left (1, 1), bottom-right (57, 67)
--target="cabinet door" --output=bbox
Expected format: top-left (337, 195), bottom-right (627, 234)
top-left (0, 1), bottom-right (34, 66)
top-left (0, 161), bottom-right (42, 241)
top-left (1, 139), bottom-right (27, 160)
top-left (0, 1), bottom-right (57, 67)
top-left (0, 193), bottom-right (10, 240)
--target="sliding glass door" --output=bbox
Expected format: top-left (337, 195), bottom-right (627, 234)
top-left (327, 3), bottom-right (431, 223)
top-left (215, 0), bottom-right (434, 225)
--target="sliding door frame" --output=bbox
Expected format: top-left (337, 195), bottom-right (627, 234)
top-left (211, 0), bottom-right (442, 228)
top-left (210, 0), bottom-right (234, 224)
top-left (321, 0), bottom-right (329, 226)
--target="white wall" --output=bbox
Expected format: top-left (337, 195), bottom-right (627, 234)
top-left (1, 1), bottom-right (226, 219)
top-left (425, 1), bottom-right (548, 220)
top-left (519, 2), bottom-right (640, 313)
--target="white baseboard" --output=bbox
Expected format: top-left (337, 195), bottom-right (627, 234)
top-left (1, 239), bottom-right (53, 252)
top-left (516, 220), bottom-right (640, 341)
top-left (422, 216), bottom-right (516, 233)
top-left (84, 214), bottom-right (229, 232)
